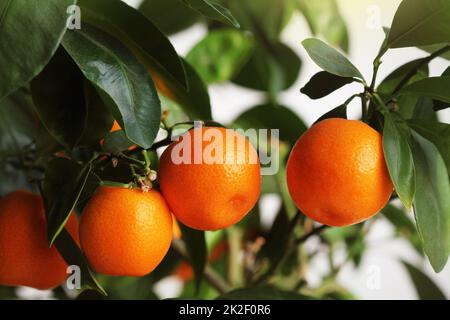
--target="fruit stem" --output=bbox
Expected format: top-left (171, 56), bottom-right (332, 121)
top-left (99, 181), bottom-right (134, 189)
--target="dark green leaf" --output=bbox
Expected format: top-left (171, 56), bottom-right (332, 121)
top-left (227, 0), bottom-right (292, 42)
top-left (402, 261), bottom-right (446, 299)
top-left (55, 228), bottom-right (106, 295)
top-left (79, 0), bottom-right (187, 89)
top-left (217, 286), bottom-right (315, 300)
top-left (434, 67), bottom-right (450, 111)
top-left (233, 42), bottom-right (301, 92)
top-left (377, 59), bottom-right (429, 119)
top-left (382, 113), bottom-right (415, 208)
top-left (301, 71), bottom-right (354, 99)
top-left (408, 120), bottom-right (450, 176)
top-left (259, 204), bottom-right (290, 264)
top-left (62, 24), bottom-right (161, 149)
top-left (315, 104), bottom-right (347, 124)
top-left (387, 0), bottom-right (450, 48)
top-left (139, 0), bottom-right (200, 35)
top-left (156, 58), bottom-right (212, 120)
top-left (44, 158), bottom-right (99, 246)
top-left (102, 131), bottom-right (135, 153)
top-left (398, 76), bottom-right (450, 104)
top-left (0, 0), bottom-right (75, 99)
top-left (298, 0), bottom-right (349, 52)
top-left (420, 44), bottom-right (450, 61)
top-left (0, 89), bottom-right (38, 157)
top-left (232, 103), bottom-right (307, 145)
top-left (179, 224), bottom-right (207, 292)
top-left (412, 97), bottom-right (438, 121)
top-left (181, 0), bottom-right (239, 28)
top-left (410, 131), bottom-right (450, 272)
top-left (382, 205), bottom-right (422, 254)
top-left (302, 38), bottom-right (364, 79)
top-left (31, 48), bottom-right (87, 149)
top-left (187, 29), bottom-right (254, 83)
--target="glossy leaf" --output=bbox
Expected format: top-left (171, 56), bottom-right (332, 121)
top-left (180, 0), bottom-right (240, 28)
top-left (187, 29), bottom-right (254, 83)
top-left (408, 120), bottom-right (450, 176)
top-left (102, 131), bottom-right (135, 153)
top-left (398, 76), bottom-right (450, 104)
top-left (301, 71), bottom-right (355, 99)
top-left (44, 158), bottom-right (99, 246)
top-left (232, 103), bottom-right (307, 145)
top-left (403, 261), bottom-right (446, 299)
top-left (139, 0), bottom-right (200, 35)
top-left (31, 48), bottom-right (87, 149)
top-left (298, 0), bottom-right (349, 52)
top-left (0, 0), bottom-right (75, 99)
top-left (387, 0), bottom-right (450, 48)
top-left (217, 286), bottom-right (315, 300)
top-left (55, 228), bottom-right (106, 295)
top-left (79, 0), bottom-right (187, 89)
top-left (420, 43), bottom-right (450, 61)
top-left (179, 223), bottom-right (207, 292)
top-left (233, 42), bottom-right (301, 92)
top-left (302, 38), bottom-right (364, 80)
top-left (382, 113), bottom-right (415, 208)
top-left (412, 98), bottom-right (438, 121)
top-left (410, 131), bottom-right (450, 272)
top-left (62, 25), bottom-right (161, 149)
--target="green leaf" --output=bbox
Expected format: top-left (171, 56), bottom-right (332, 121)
top-left (402, 261), bottom-right (446, 299)
top-left (0, 0), bottom-right (75, 99)
top-left (301, 71), bottom-right (355, 99)
top-left (79, 0), bottom-right (187, 90)
top-left (162, 58), bottom-right (212, 120)
top-left (259, 204), bottom-right (290, 264)
top-left (382, 113), bottom-right (415, 208)
top-left (377, 59), bottom-right (429, 119)
top-left (62, 24), bottom-right (161, 149)
top-left (102, 131), bottom-right (135, 153)
top-left (139, 0), bottom-right (200, 35)
top-left (382, 205), bottom-right (422, 254)
top-left (298, 0), bottom-right (349, 52)
top-left (412, 97), bottom-right (438, 121)
top-left (314, 104), bottom-right (347, 124)
top-left (233, 42), bottom-right (301, 92)
top-left (217, 286), bottom-right (315, 300)
top-left (179, 224), bottom-right (207, 292)
top-left (44, 158), bottom-right (99, 246)
top-left (410, 131), bottom-right (450, 272)
top-left (180, 0), bottom-right (240, 28)
top-left (302, 38), bottom-right (364, 80)
top-left (31, 48), bottom-right (87, 149)
top-left (408, 120), bottom-right (450, 176)
top-left (232, 103), bottom-right (307, 145)
top-left (387, 0), bottom-right (450, 48)
top-left (0, 89), bottom-right (38, 157)
top-left (398, 76), bottom-right (450, 104)
top-left (227, 0), bottom-right (292, 42)
top-left (55, 228), bottom-right (106, 295)
top-left (420, 44), bottom-right (450, 61)
top-left (434, 67), bottom-right (450, 111)
top-left (187, 29), bottom-right (254, 83)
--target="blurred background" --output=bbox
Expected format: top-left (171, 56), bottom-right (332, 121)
top-left (13, 0), bottom-right (450, 300)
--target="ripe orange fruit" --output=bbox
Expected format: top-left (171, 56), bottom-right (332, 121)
top-left (286, 118), bottom-right (393, 227)
top-left (159, 126), bottom-right (261, 231)
top-left (79, 187), bottom-right (173, 276)
top-left (0, 191), bottom-right (79, 290)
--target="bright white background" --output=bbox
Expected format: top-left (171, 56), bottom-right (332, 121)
top-left (120, 0), bottom-right (450, 300)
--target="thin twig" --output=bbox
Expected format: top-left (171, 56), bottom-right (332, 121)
top-left (171, 239), bottom-right (232, 294)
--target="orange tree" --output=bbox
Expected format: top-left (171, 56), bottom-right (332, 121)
top-left (0, 0), bottom-right (450, 300)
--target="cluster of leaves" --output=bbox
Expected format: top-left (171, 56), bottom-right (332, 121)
top-left (0, 0), bottom-right (449, 300)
